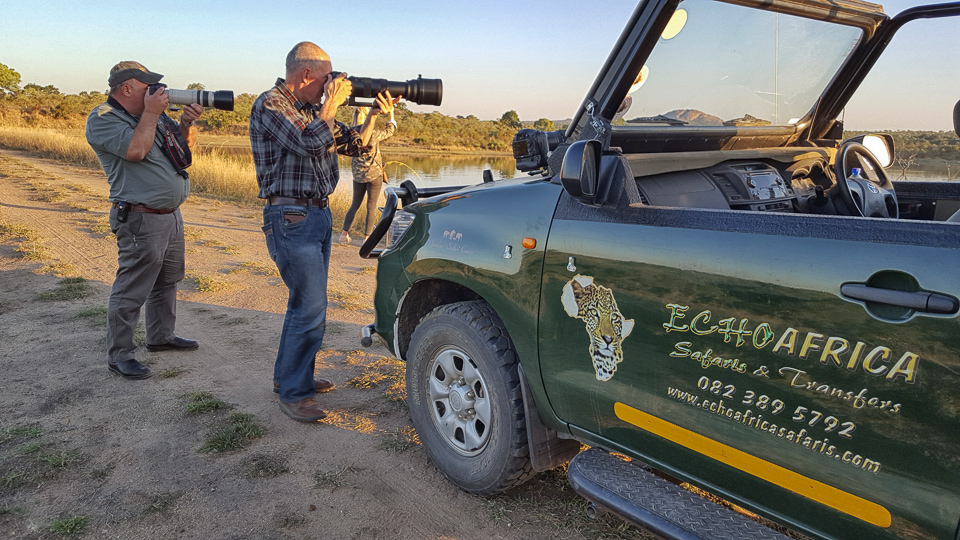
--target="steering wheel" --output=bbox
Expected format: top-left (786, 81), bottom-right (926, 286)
top-left (833, 142), bottom-right (898, 218)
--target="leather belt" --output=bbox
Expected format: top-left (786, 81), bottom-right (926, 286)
top-left (268, 196), bottom-right (328, 208)
top-left (112, 202), bottom-right (176, 215)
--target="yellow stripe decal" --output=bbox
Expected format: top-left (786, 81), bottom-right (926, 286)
top-left (614, 402), bottom-right (891, 528)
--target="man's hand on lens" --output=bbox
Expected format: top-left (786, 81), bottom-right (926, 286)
top-left (324, 73), bottom-right (352, 109)
top-left (180, 104), bottom-right (204, 126)
top-left (144, 85), bottom-right (168, 116)
top-left (372, 91), bottom-right (400, 116)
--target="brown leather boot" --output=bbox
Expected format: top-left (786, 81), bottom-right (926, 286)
top-left (273, 378), bottom-right (335, 394)
top-left (279, 398), bottom-right (327, 422)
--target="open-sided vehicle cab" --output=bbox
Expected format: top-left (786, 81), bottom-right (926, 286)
top-left (550, 0), bottom-right (960, 221)
top-left (362, 1), bottom-right (960, 539)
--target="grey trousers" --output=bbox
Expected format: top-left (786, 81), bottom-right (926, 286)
top-left (107, 207), bottom-right (185, 363)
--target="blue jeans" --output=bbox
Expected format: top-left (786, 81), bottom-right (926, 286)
top-left (262, 203), bottom-right (332, 402)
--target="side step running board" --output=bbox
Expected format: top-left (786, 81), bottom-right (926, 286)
top-left (567, 448), bottom-right (790, 540)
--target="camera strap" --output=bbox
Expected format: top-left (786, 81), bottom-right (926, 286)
top-left (107, 99), bottom-right (192, 179)
top-left (156, 113), bottom-right (192, 179)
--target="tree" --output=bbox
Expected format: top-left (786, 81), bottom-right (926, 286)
top-left (500, 110), bottom-right (521, 129)
top-left (22, 83), bottom-right (60, 95)
top-left (186, 82), bottom-right (205, 91)
top-left (533, 118), bottom-right (554, 131)
top-left (0, 62), bottom-right (22, 94)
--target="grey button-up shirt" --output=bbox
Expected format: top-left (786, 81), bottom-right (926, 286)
top-left (85, 98), bottom-right (189, 209)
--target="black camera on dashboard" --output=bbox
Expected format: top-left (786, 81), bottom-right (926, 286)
top-left (328, 73), bottom-right (443, 107)
top-left (148, 84), bottom-right (235, 111)
top-left (513, 129), bottom-right (565, 173)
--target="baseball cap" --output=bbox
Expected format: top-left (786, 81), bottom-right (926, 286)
top-left (108, 61), bottom-right (164, 87)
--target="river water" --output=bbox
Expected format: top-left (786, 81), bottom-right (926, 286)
top-left (883, 162), bottom-right (958, 183)
top-left (374, 153), bottom-right (519, 188)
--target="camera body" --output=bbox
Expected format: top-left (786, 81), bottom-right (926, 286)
top-left (328, 73), bottom-right (442, 107)
top-left (513, 129), bottom-right (565, 173)
top-left (148, 84), bottom-right (235, 111)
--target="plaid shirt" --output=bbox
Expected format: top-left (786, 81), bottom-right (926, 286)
top-left (249, 78), bottom-right (363, 199)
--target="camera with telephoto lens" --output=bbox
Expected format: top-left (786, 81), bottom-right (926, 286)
top-left (148, 84), bottom-right (235, 111)
top-left (328, 72), bottom-right (442, 107)
top-left (513, 128), bottom-right (565, 172)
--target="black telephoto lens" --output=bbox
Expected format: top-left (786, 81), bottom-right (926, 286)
top-left (347, 76), bottom-right (443, 106)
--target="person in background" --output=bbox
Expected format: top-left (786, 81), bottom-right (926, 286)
top-left (340, 100), bottom-right (398, 244)
top-left (85, 61), bottom-right (203, 380)
top-left (249, 41), bottom-right (393, 422)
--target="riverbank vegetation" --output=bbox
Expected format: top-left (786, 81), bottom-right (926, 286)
top-left (1, 61), bottom-right (958, 187)
top-left (2, 56), bottom-right (958, 160)
top-left (845, 130), bottom-right (960, 165)
top-left (0, 63), bottom-right (527, 153)
top-left (3, 83), bottom-right (958, 160)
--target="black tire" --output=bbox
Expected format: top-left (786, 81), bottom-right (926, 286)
top-left (406, 300), bottom-right (535, 495)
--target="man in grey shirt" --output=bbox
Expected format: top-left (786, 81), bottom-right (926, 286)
top-left (86, 61), bottom-right (204, 379)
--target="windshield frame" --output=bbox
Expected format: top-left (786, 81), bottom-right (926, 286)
top-left (809, 1), bottom-right (960, 139)
top-left (568, 0), bottom-right (887, 143)
top-left (622, 1), bottom-right (866, 129)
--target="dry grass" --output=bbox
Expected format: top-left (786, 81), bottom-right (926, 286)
top-left (313, 465), bottom-right (356, 490)
top-left (35, 262), bottom-right (78, 277)
top-left (188, 147), bottom-right (260, 203)
top-left (378, 427), bottom-right (419, 453)
top-left (229, 261), bottom-right (280, 277)
top-left (0, 126), bottom-right (376, 233)
top-left (0, 127), bottom-right (100, 168)
top-left (346, 355), bottom-right (406, 404)
top-left (188, 273), bottom-right (230, 293)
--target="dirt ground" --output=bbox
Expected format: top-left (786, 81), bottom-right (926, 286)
top-left (0, 149), bottom-right (645, 540)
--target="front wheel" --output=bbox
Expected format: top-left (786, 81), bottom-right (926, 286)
top-left (406, 300), bottom-right (534, 495)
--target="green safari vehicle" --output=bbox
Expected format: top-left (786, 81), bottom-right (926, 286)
top-left (359, 0), bottom-right (960, 538)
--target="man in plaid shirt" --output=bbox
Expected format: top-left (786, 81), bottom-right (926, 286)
top-left (250, 41), bottom-right (393, 422)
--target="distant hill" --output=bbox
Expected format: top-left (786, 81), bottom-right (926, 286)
top-left (664, 109), bottom-right (723, 126)
top-left (722, 113), bottom-right (771, 127)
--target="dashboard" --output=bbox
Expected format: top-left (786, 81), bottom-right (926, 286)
top-left (634, 159), bottom-right (831, 214)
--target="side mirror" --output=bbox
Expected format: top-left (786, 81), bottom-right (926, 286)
top-left (861, 134), bottom-right (894, 168)
top-left (954, 100), bottom-right (959, 138)
top-left (843, 134), bottom-right (895, 168)
top-left (560, 139), bottom-right (601, 205)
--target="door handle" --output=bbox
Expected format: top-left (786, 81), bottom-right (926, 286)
top-left (840, 284), bottom-right (959, 315)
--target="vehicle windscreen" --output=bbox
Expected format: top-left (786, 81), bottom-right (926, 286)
top-left (623, 0), bottom-right (863, 127)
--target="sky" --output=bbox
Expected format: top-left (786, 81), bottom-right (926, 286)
top-left (1, 0), bottom-right (956, 129)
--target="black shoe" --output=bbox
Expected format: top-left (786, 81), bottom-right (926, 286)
top-left (146, 336), bottom-right (199, 352)
top-left (108, 359), bottom-right (153, 380)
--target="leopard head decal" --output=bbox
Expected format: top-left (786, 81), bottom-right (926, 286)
top-left (562, 275), bottom-right (634, 381)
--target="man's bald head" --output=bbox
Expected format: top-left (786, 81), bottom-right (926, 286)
top-left (285, 42), bottom-right (331, 80)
